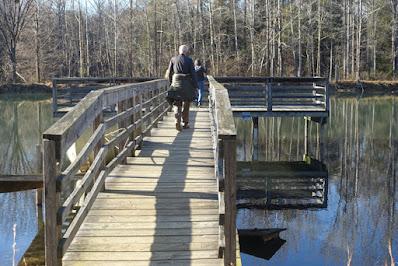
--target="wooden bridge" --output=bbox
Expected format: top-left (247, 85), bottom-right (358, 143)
top-left (42, 76), bottom-right (329, 265)
top-left (42, 77), bottom-right (238, 266)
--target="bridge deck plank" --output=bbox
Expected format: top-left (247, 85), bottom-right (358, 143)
top-left (63, 109), bottom-right (228, 265)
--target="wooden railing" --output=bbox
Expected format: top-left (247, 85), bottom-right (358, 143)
top-left (52, 77), bottom-right (156, 115)
top-left (223, 77), bottom-right (330, 113)
top-left (208, 76), bottom-right (237, 266)
top-left (42, 79), bottom-right (169, 265)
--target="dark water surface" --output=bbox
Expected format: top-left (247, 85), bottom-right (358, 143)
top-left (0, 94), bottom-right (52, 266)
top-left (237, 96), bottom-right (398, 265)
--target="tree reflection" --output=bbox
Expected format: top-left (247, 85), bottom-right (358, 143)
top-left (0, 97), bottom-right (52, 174)
top-left (237, 95), bottom-right (398, 265)
top-left (0, 95), bottom-right (52, 265)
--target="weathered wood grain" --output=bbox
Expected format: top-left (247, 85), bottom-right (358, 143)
top-left (60, 109), bottom-right (230, 265)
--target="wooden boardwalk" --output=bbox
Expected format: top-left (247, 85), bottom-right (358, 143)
top-left (62, 108), bottom-right (236, 265)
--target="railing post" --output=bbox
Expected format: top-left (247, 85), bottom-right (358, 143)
top-left (93, 112), bottom-right (105, 186)
top-left (325, 82), bottom-right (330, 112)
top-left (137, 91), bottom-right (144, 149)
top-left (130, 91), bottom-right (137, 156)
top-left (118, 99), bottom-right (127, 163)
top-left (267, 81), bottom-right (272, 112)
top-left (304, 117), bottom-right (309, 159)
top-left (223, 137), bottom-right (237, 266)
top-left (43, 139), bottom-right (61, 266)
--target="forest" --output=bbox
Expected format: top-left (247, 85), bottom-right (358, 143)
top-left (1, 0), bottom-right (398, 83)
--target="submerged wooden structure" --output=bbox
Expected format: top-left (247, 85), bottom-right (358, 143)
top-left (42, 75), bottom-right (330, 265)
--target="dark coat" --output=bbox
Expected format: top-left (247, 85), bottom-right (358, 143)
top-left (167, 54), bottom-right (198, 103)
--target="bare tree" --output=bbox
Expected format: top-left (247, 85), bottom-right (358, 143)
top-left (0, 0), bottom-right (34, 82)
top-left (391, 0), bottom-right (398, 79)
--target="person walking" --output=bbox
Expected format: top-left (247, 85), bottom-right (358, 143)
top-left (166, 45), bottom-right (198, 131)
top-left (194, 59), bottom-right (207, 107)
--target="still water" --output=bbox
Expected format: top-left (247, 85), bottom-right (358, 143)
top-left (237, 96), bottom-right (398, 265)
top-left (0, 94), bottom-right (52, 265)
top-left (0, 94), bottom-right (396, 265)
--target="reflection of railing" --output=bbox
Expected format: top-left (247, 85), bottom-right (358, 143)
top-left (208, 76), bottom-right (237, 265)
top-left (237, 160), bottom-right (328, 209)
top-left (42, 79), bottom-right (169, 264)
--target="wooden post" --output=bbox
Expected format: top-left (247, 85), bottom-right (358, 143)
top-left (153, 87), bottom-right (159, 128)
top-left (93, 113), bottom-right (105, 184)
top-left (138, 92), bottom-right (144, 148)
top-left (252, 117), bottom-right (259, 161)
top-left (36, 144), bottom-right (43, 206)
top-left (267, 82), bottom-right (272, 112)
top-left (304, 117), bottom-right (309, 160)
top-left (217, 139), bottom-right (224, 179)
top-left (223, 138), bottom-right (236, 266)
top-left (43, 139), bottom-right (61, 266)
top-left (147, 88), bottom-right (154, 132)
top-left (325, 83), bottom-right (330, 113)
top-left (93, 113), bottom-right (104, 157)
top-left (130, 91), bottom-right (136, 156)
top-left (117, 100), bottom-right (127, 163)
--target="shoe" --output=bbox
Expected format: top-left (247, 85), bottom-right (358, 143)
top-left (176, 123), bottom-right (182, 131)
top-left (183, 123), bottom-right (190, 129)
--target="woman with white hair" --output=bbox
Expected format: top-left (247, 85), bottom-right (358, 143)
top-left (166, 44), bottom-right (198, 131)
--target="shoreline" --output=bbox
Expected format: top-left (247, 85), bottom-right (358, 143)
top-left (0, 83), bottom-right (52, 94)
top-left (330, 80), bottom-right (398, 95)
top-left (0, 80), bottom-right (397, 96)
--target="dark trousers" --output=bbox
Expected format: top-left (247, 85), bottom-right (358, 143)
top-left (175, 101), bottom-right (190, 124)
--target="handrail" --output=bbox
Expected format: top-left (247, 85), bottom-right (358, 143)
top-left (43, 79), bottom-right (169, 265)
top-left (51, 77), bottom-right (158, 114)
top-left (222, 77), bottom-right (330, 113)
top-left (208, 76), bottom-right (237, 266)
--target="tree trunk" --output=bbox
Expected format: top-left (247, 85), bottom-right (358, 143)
top-left (391, 0), bottom-right (398, 79)
top-left (35, 1), bottom-right (41, 82)
top-left (76, 1), bottom-right (84, 77)
top-left (373, 0), bottom-right (377, 76)
top-left (356, 0), bottom-right (362, 81)
top-left (249, 0), bottom-right (256, 76)
top-left (154, 0), bottom-right (158, 77)
top-left (85, 0), bottom-right (90, 77)
top-left (329, 41), bottom-right (333, 82)
top-left (277, 0), bottom-right (283, 76)
top-left (11, 46), bottom-right (17, 83)
top-left (209, 1), bottom-right (216, 73)
top-left (297, 0), bottom-right (302, 77)
top-left (233, 0), bottom-right (239, 61)
top-left (316, 0), bottom-right (321, 76)
top-left (113, 0), bottom-right (118, 77)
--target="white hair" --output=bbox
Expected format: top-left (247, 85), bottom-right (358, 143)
top-left (179, 45), bottom-right (189, 55)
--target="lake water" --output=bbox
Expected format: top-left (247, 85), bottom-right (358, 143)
top-left (0, 95), bottom-right (52, 266)
top-left (237, 96), bottom-right (398, 265)
top-left (0, 94), bottom-right (396, 265)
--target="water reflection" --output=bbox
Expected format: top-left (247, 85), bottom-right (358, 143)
top-left (237, 160), bottom-right (328, 209)
top-left (237, 96), bottom-right (397, 265)
top-left (0, 94), bottom-right (52, 265)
